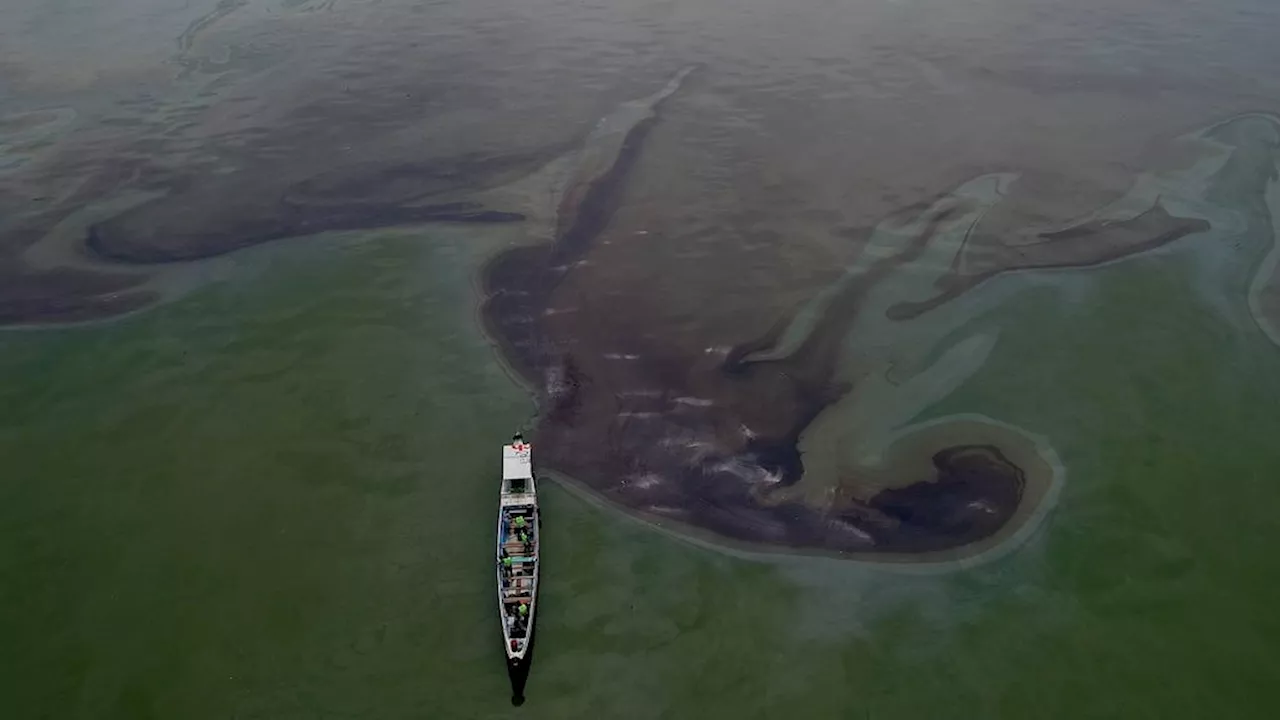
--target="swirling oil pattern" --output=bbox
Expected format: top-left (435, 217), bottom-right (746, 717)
top-left (2, 0), bottom-right (1278, 564)
top-left (7, 1), bottom-right (1280, 717)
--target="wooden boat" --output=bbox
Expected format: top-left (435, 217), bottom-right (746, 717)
top-left (497, 433), bottom-right (539, 669)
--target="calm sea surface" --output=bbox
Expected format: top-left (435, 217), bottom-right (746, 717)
top-left (3, 1), bottom-right (1280, 717)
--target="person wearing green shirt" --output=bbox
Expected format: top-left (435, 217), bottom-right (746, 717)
top-left (513, 515), bottom-right (526, 531)
top-left (517, 601), bottom-right (528, 617)
top-left (501, 554), bottom-right (513, 577)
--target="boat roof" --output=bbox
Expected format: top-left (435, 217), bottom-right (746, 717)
top-left (502, 443), bottom-right (533, 480)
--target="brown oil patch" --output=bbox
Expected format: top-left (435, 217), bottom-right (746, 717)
top-left (83, 151), bottom-right (556, 263)
top-left (816, 418), bottom-right (1060, 562)
top-left (479, 80), bottom-right (1237, 561)
top-left (886, 200), bottom-right (1210, 321)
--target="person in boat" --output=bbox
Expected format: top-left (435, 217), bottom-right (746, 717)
top-left (517, 601), bottom-right (528, 620)
top-left (520, 529), bottom-right (533, 554)
top-left (513, 513), bottom-right (527, 532)
top-left (501, 553), bottom-right (513, 577)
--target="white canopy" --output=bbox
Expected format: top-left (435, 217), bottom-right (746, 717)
top-left (502, 443), bottom-right (533, 480)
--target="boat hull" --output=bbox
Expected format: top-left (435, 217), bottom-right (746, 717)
top-left (497, 437), bottom-right (539, 700)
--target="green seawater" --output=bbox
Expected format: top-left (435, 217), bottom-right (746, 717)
top-left (2, 232), bottom-right (1278, 719)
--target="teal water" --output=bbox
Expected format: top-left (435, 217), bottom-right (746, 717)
top-left (6, 1), bottom-right (1280, 715)
top-left (3, 227), bottom-right (1279, 718)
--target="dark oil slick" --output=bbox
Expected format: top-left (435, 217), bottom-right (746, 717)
top-left (480, 89), bottom-right (1258, 559)
top-left (7, 1), bottom-right (1280, 718)
top-left (85, 152), bottom-right (554, 263)
top-left (2, 57), bottom-right (1275, 561)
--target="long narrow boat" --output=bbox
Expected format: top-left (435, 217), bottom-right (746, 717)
top-left (497, 433), bottom-right (539, 670)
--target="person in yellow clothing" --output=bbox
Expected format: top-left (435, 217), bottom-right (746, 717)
top-left (514, 601), bottom-right (530, 637)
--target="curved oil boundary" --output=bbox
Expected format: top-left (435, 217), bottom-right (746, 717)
top-left (532, 414), bottom-right (1064, 573)
top-left (477, 111), bottom-right (1278, 563)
